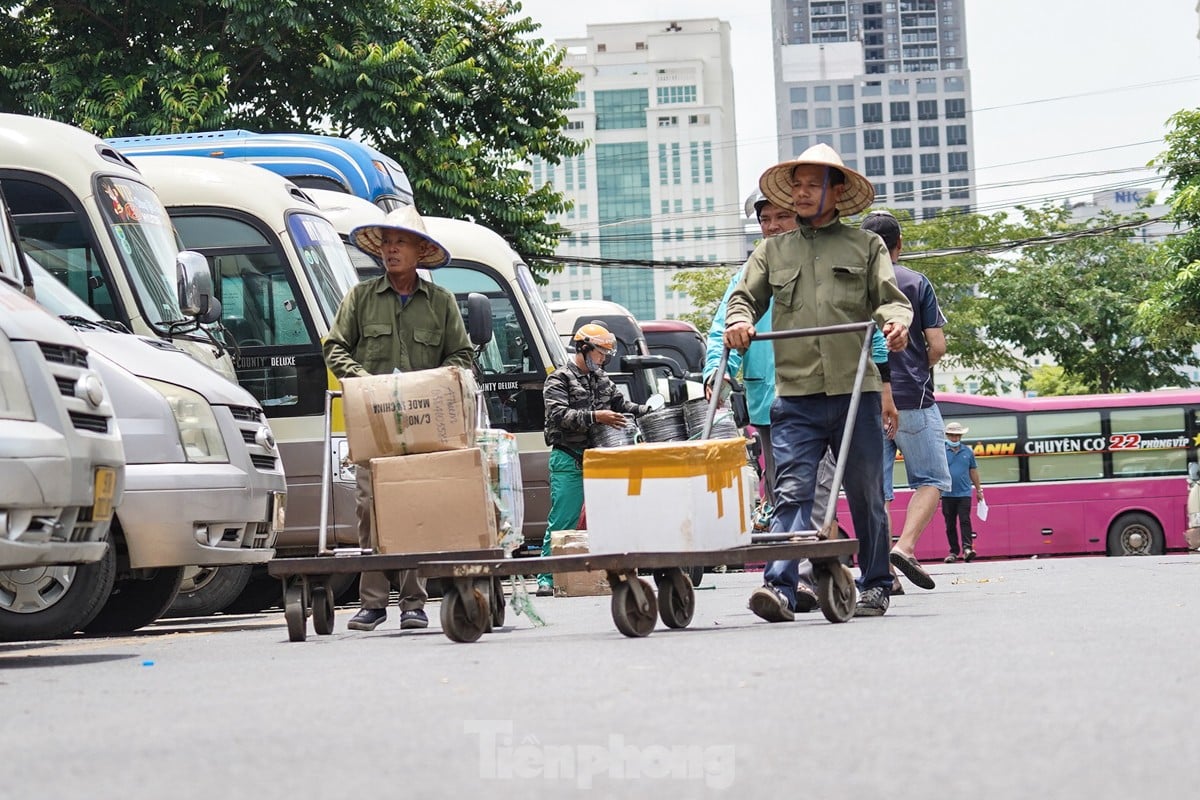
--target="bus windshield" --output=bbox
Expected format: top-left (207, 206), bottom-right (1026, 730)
top-left (284, 212), bottom-right (358, 327)
top-left (515, 263), bottom-right (567, 370)
top-left (94, 175), bottom-right (185, 329)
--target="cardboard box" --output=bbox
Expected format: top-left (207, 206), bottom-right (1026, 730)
top-left (370, 449), bottom-right (495, 554)
top-left (550, 531), bottom-right (610, 597)
top-left (342, 367), bottom-right (477, 464)
top-left (583, 439), bottom-right (752, 554)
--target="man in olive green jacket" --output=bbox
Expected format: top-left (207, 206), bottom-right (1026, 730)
top-left (324, 206), bottom-right (474, 632)
top-left (725, 144), bottom-right (912, 619)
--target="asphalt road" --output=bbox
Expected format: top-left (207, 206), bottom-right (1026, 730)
top-left (2, 554), bottom-right (1198, 799)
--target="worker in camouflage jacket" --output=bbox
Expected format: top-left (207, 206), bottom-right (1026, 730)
top-left (537, 323), bottom-right (656, 595)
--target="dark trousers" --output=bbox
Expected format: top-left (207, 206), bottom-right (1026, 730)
top-left (942, 495), bottom-right (974, 555)
top-left (762, 392), bottom-right (891, 607)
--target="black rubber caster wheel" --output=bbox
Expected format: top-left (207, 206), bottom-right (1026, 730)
top-left (817, 563), bottom-right (857, 623)
top-left (611, 578), bottom-right (657, 638)
top-left (440, 585), bottom-right (489, 643)
top-left (284, 581), bottom-right (307, 642)
top-left (311, 583), bottom-right (335, 635)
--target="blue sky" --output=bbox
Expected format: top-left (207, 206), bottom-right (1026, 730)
top-left (515, 0), bottom-right (1200, 214)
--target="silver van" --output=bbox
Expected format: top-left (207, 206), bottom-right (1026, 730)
top-left (0, 214), bottom-right (126, 640)
top-left (18, 259), bottom-right (286, 631)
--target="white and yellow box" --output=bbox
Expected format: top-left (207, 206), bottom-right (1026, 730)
top-left (582, 439), bottom-right (751, 553)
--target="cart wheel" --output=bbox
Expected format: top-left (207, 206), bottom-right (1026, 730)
top-left (657, 575), bottom-right (695, 629)
top-left (611, 578), bottom-right (658, 638)
top-left (283, 581), bottom-right (307, 642)
top-left (440, 585), bottom-right (489, 643)
top-left (311, 583), bottom-right (335, 636)
top-left (817, 563), bottom-right (857, 623)
top-left (490, 576), bottom-right (506, 629)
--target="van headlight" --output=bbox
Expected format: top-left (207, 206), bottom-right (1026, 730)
top-left (0, 332), bottom-right (35, 421)
top-left (144, 379), bottom-right (229, 463)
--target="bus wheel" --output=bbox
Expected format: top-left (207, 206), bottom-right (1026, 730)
top-left (1107, 513), bottom-right (1164, 556)
top-left (165, 564), bottom-right (254, 618)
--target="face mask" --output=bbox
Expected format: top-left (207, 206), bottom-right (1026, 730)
top-left (946, 439), bottom-right (960, 448)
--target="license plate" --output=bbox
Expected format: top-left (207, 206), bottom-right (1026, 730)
top-left (269, 491), bottom-right (287, 533)
top-left (93, 467), bottom-right (117, 521)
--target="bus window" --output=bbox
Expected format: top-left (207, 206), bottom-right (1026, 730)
top-left (285, 212), bottom-right (359, 325)
top-left (1027, 411), bottom-right (1103, 481)
top-left (431, 265), bottom-right (545, 432)
top-left (969, 414), bottom-right (1020, 484)
top-left (1110, 407), bottom-right (1188, 476)
top-left (4, 178), bottom-right (122, 320)
top-left (172, 213), bottom-right (321, 408)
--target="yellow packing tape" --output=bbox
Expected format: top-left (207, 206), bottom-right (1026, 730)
top-left (584, 438), bottom-right (747, 504)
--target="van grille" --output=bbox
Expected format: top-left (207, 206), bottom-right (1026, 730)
top-left (39, 343), bottom-right (89, 368)
top-left (68, 412), bottom-right (109, 433)
top-left (226, 405), bottom-right (280, 473)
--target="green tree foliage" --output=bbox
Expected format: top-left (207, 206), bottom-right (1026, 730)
top-left (896, 209), bottom-right (1035, 394)
top-left (0, 0), bottom-right (585, 261)
top-left (1025, 364), bottom-right (1091, 397)
top-left (670, 267), bottom-right (735, 333)
top-left (1140, 108), bottom-right (1200, 340)
top-left (980, 206), bottom-right (1196, 394)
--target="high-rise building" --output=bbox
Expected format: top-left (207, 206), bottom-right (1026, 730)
top-left (531, 19), bottom-right (743, 320)
top-left (771, 0), bottom-right (976, 221)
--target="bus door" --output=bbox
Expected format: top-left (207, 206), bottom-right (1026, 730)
top-left (170, 209), bottom-right (359, 549)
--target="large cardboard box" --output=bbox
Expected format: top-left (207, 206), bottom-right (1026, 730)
top-left (550, 531), bottom-right (610, 597)
top-left (370, 449), bottom-right (495, 554)
top-left (342, 367), bottom-right (477, 464)
top-left (583, 439), bottom-right (751, 554)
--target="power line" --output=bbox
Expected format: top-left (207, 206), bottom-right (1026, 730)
top-left (532, 214), bottom-right (1182, 270)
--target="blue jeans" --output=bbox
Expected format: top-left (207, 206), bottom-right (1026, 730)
top-left (882, 405), bottom-right (952, 501)
top-left (763, 392), bottom-right (892, 607)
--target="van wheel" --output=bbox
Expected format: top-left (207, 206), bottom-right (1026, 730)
top-left (84, 566), bottom-right (185, 634)
top-left (0, 545), bottom-right (116, 641)
top-left (1107, 512), bottom-right (1164, 556)
top-left (165, 565), bottom-right (254, 618)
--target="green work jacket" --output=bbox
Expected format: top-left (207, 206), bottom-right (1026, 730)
top-left (323, 274), bottom-right (474, 379)
top-left (725, 216), bottom-right (912, 397)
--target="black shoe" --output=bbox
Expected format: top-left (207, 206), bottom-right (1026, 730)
top-left (794, 584), bottom-right (820, 613)
top-left (535, 584), bottom-right (554, 597)
top-left (748, 585), bottom-right (794, 622)
top-left (964, 548), bottom-right (977, 563)
top-left (854, 586), bottom-right (890, 617)
top-left (347, 608), bottom-right (387, 631)
top-left (400, 608), bottom-right (429, 629)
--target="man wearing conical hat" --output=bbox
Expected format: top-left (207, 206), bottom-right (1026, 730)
top-left (324, 206), bottom-right (474, 632)
top-left (724, 144), bottom-right (912, 619)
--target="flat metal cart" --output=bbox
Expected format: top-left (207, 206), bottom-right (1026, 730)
top-left (419, 538), bottom-right (858, 642)
top-left (265, 388), bottom-right (506, 642)
top-left (417, 321), bottom-right (879, 643)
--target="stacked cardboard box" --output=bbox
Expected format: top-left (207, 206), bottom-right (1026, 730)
top-left (341, 367), bottom-right (497, 555)
top-left (550, 530), bottom-right (610, 597)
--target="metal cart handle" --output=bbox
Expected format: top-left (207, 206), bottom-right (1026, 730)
top-left (703, 321), bottom-right (877, 539)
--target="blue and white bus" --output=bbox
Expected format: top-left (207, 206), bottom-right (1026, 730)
top-left (107, 130), bottom-right (414, 210)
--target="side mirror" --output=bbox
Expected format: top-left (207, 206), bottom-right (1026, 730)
top-left (176, 250), bottom-right (221, 324)
top-left (467, 292), bottom-right (493, 347)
